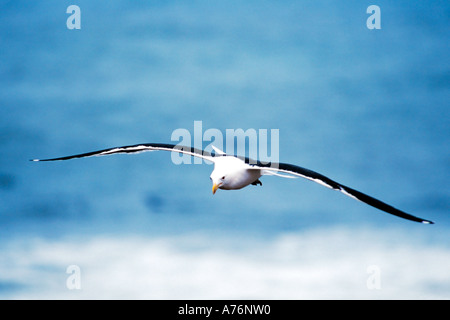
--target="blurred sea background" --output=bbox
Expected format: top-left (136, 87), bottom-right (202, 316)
top-left (0, 0), bottom-right (449, 299)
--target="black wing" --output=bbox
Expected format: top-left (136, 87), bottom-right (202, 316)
top-left (31, 143), bottom-right (214, 162)
top-left (256, 162), bottom-right (434, 224)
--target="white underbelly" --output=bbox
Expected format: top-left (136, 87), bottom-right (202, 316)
top-left (221, 169), bottom-right (262, 190)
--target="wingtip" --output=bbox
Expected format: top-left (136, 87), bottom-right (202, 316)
top-left (30, 159), bottom-right (40, 162)
top-left (422, 220), bottom-right (434, 225)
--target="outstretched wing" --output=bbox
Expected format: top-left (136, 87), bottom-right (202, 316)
top-left (31, 143), bottom-right (216, 163)
top-left (253, 162), bottom-right (434, 224)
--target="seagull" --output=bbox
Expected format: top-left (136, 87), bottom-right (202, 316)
top-left (31, 142), bottom-right (434, 224)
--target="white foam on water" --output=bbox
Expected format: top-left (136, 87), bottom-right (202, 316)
top-left (1, 227), bottom-right (449, 299)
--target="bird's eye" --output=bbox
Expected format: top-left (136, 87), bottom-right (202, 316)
top-left (221, 176), bottom-right (225, 180)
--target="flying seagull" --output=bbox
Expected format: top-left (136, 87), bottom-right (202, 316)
top-left (31, 142), bottom-right (434, 224)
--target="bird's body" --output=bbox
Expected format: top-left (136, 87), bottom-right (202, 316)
top-left (31, 142), bottom-right (434, 224)
top-left (210, 156), bottom-right (262, 191)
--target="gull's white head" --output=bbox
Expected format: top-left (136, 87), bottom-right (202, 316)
top-left (210, 173), bottom-right (225, 194)
top-left (210, 146), bottom-right (231, 194)
top-left (210, 157), bottom-right (232, 194)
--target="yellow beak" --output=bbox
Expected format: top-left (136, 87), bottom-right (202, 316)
top-left (212, 183), bottom-right (220, 194)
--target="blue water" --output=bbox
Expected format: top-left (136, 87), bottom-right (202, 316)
top-left (0, 0), bottom-right (449, 299)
